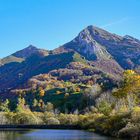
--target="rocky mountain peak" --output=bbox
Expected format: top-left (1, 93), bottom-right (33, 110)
top-left (70, 26), bottom-right (112, 60)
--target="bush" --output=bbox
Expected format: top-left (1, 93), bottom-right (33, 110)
top-left (13, 111), bottom-right (39, 124)
top-left (44, 117), bottom-right (60, 125)
top-left (44, 112), bottom-right (55, 118)
top-left (118, 122), bottom-right (140, 138)
top-left (33, 112), bottom-right (44, 124)
top-left (0, 112), bottom-right (9, 124)
top-left (97, 101), bottom-right (112, 116)
top-left (58, 113), bottom-right (78, 125)
top-left (80, 112), bottom-right (130, 137)
top-left (5, 112), bottom-right (15, 124)
top-left (78, 113), bottom-right (104, 129)
top-left (131, 106), bottom-right (140, 123)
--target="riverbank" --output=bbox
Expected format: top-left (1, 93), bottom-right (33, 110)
top-left (0, 110), bottom-right (140, 139)
top-left (0, 124), bottom-right (81, 130)
top-left (0, 124), bottom-right (139, 139)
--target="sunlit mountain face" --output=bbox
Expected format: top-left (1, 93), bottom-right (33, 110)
top-left (0, 25), bottom-right (140, 97)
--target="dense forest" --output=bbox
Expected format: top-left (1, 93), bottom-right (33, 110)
top-left (0, 69), bottom-right (140, 138)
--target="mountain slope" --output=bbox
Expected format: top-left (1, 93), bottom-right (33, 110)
top-left (0, 51), bottom-right (86, 94)
top-left (55, 26), bottom-right (140, 70)
top-left (12, 45), bottom-right (49, 59)
top-left (0, 45), bottom-right (49, 66)
top-left (1, 25), bottom-right (140, 95)
top-left (83, 26), bottom-right (140, 69)
top-left (54, 26), bottom-right (124, 75)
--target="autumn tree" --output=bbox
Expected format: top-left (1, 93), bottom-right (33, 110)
top-left (39, 89), bottom-right (45, 97)
top-left (113, 70), bottom-right (140, 98)
top-left (38, 99), bottom-right (45, 110)
top-left (15, 97), bottom-right (30, 112)
top-left (76, 87), bottom-right (81, 92)
top-left (56, 91), bottom-right (61, 95)
top-left (113, 70), bottom-right (140, 110)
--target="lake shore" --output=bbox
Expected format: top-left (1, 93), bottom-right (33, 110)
top-left (0, 124), bottom-right (81, 130)
top-left (0, 124), bottom-right (140, 139)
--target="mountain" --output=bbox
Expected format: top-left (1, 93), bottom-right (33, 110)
top-left (0, 45), bottom-right (49, 65)
top-left (12, 45), bottom-right (49, 59)
top-left (0, 25), bottom-right (140, 97)
top-left (55, 26), bottom-right (140, 70)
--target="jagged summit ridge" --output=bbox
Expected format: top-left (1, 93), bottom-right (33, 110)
top-left (72, 26), bottom-right (112, 60)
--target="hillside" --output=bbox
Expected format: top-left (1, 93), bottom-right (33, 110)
top-left (0, 25), bottom-right (140, 96)
top-left (0, 45), bottom-right (49, 66)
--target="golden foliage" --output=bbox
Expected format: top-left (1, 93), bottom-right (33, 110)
top-left (113, 70), bottom-right (140, 98)
top-left (39, 89), bottom-right (45, 97)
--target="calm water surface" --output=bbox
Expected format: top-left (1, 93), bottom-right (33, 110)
top-left (0, 129), bottom-right (122, 140)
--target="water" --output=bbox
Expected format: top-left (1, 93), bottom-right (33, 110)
top-left (0, 129), bottom-right (122, 140)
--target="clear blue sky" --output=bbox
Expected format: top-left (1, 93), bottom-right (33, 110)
top-left (0, 0), bottom-right (140, 58)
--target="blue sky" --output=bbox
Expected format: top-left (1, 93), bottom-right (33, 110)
top-left (0, 0), bottom-right (140, 58)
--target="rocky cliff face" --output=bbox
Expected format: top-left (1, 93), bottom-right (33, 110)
top-left (70, 27), bottom-right (112, 60)
top-left (83, 26), bottom-right (140, 70)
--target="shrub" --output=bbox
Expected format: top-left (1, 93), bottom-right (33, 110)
top-left (58, 113), bottom-right (78, 125)
top-left (131, 106), bottom-right (140, 123)
top-left (33, 112), bottom-right (44, 124)
top-left (0, 112), bottom-right (9, 124)
top-left (118, 122), bottom-right (140, 138)
top-left (44, 112), bottom-right (55, 118)
top-left (78, 113), bottom-right (104, 129)
top-left (5, 112), bottom-right (15, 124)
top-left (44, 117), bottom-right (60, 125)
top-left (97, 101), bottom-right (112, 116)
top-left (13, 111), bottom-right (39, 124)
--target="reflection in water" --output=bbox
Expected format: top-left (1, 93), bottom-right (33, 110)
top-left (0, 129), bottom-right (33, 140)
top-left (0, 129), bottom-right (122, 140)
